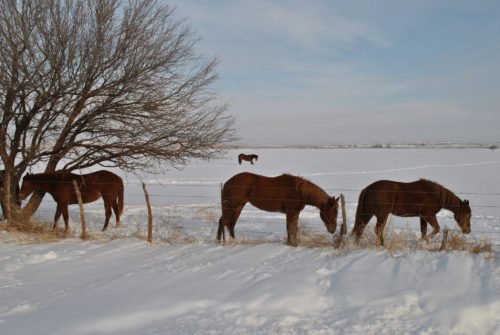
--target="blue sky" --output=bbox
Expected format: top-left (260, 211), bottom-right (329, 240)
top-left (171, 0), bottom-right (500, 145)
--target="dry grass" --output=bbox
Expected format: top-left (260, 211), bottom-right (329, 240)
top-left (196, 206), bottom-right (220, 225)
top-left (436, 230), bottom-right (492, 254)
top-left (1, 208), bottom-right (494, 260)
top-left (297, 220), bottom-right (336, 248)
top-left (355, 224), bottom-right (493, 258)
top-left (0, 217), bottom-right (62, 244)
top-left (157, 218), bottom-right (195, 245)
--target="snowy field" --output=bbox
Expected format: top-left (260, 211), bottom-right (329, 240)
top-left (1, 148), bottom-right (500, 334)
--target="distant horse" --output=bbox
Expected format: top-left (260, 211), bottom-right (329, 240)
top-left (352, 179), bottom-right (471, 246)
top-left (238, 154), bottom-right (258, 165)
top-left (19, 170), bottom-right (124, 234)
top-left (217, 172), bottom-right (339, 246)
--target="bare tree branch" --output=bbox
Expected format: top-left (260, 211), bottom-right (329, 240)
top-left (0, 0), bottom-right (236, 221)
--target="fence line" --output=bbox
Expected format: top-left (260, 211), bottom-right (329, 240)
top-left (14, 178), bottom-right (500, 197)
top-left (18, 179), bottom-right (500, 239)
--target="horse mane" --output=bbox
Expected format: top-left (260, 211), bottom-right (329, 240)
top-left (419, 178), bottom-right (460, 208)
top-left (288, 174), bottom-right (329, 205)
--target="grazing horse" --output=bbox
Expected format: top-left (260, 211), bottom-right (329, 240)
top-left (238, 154), bottom-right (258, 165)
top-left (217, 172), bottom-right (339, 246)
top-left (19, 170), bottom-right (124, 234)
top-left (352, 179), bottom-right (471, 246)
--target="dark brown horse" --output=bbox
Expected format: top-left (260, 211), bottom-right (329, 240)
top-left (217, 172), bottom-right (339, 246)
top-left (238, 154), bottom-right (258, 165)
top-left (352, 179), bottom-right (471, 246)
top-left (19, 170), bottom-right (124, 234)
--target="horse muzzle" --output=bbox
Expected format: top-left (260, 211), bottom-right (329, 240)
top-left (326, 222), bottom-right (337, 234)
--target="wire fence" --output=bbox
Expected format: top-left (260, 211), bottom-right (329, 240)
top-left (26, 180), bottom-right (500, 244)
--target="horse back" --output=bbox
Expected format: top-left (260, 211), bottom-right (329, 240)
top-left (362, 179), bottom-right (441, 216)
top-left (61, 170), bottom-right (123, 203)
top-left (80, 170), bottom-right (123, 193)
top-left (222, 173), bottom-right (301, 211)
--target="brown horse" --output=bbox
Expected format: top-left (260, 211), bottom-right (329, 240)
top-left (217, 172), bottom-right (339, 246)
top-left (238, 154), bottom-right (258, 165)
top-left (352, 179), bottom-right (471, 246)
top-left (19, 170), bottom-right (124, 234)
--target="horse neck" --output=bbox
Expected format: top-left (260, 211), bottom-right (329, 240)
top-left (27, 176), bottom-right (61, 194)
top-left (440, 187), bottom-right (461, 214)
top-left (298, 179), bottom-right (329, 208)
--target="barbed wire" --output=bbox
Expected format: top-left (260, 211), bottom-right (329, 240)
top-left (15, 178), bottom-right (500, 196)
top-left (18, 178), bottom-right (500, 238)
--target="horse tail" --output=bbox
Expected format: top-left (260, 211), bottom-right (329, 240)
top-left (117, 182), bottom-right (124, 215)
top-left (238, 155), bottom-right (242, 164)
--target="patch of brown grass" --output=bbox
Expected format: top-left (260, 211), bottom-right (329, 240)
top-left (360, 223), bottom-right (494, 258)
top-left (196, 205), bottom-right (220, 225)
top-left (297, 220), bottom-right (335, 248)
top-left (0, 217), bottom-right (62, 244)
top-left (440, 230), bottom-right (492, 254)
top-left (157, 218), bottom-right (195, 244)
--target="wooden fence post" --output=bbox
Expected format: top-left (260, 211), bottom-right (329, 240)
top-left (335, 193), bottom-right (347, 248)
top-left (142, 182), bottom-right (153, 243)
top-left (73, 180), bottom-right (87, 240)
top-left (340, 194), bottom-right (347, 235)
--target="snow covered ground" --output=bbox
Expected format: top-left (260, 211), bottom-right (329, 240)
top-left (1, 148), bottom-right (500, 334)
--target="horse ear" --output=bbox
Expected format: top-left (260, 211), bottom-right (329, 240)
top-left (464, 199), bottom-right (469, 205)
top-left (329, 196), bottom-right (339, 205)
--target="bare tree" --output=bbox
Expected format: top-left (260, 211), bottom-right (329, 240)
top-left (0, 0), bottom-right (235, 223)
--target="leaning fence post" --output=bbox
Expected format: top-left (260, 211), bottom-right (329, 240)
top-left (72, 180), bottom-right (87, 240)
top-left (142, 182), bottom-right (153, 243)
top-left (335, 193), bottom-right (347, 248)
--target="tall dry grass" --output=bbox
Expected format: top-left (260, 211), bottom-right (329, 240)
top-left (0, 216), bottom-right (62, 244)
top-left (1, 206), bottom-right (494, 260)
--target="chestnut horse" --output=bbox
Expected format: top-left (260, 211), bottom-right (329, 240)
top-left (352, 179), bottom-right (471, 246)
top-left (238, 154), bottom-right (258, 165)
top-left (19, 170), bottom-right (124, 234)
top-left (217, 172), bottom-right (339, 246)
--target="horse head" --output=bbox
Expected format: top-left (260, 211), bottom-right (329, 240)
top-left (320, 196), bottom-right (340, 234)
top-left (455, 199), bottom-right (471, 234)
top-left (18, 174), bottom-right (34, 200)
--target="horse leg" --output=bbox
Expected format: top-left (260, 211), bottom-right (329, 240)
top-left (112, 197), bottom-right (120, 228)
top-left (53, 205), bottom-right (62, 232)
top-left (61, 203), bottom-right (70, 235)
top-left (102, 199), bottom-right (113, 231)
top-left (286, 211), bottom-right (299, 246)
top-left (374, 214), bottom-right (388, 247)
top-left (423, 216), bottom-right (440, 241)
top-left (228, 205), bottom-right (244, 240)
top-left (420, 217), bottom-right (428, 239)
top-left (352, 214), bottom-right (373, 244)
top-left (217, 216), bottom-right (227, 243)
